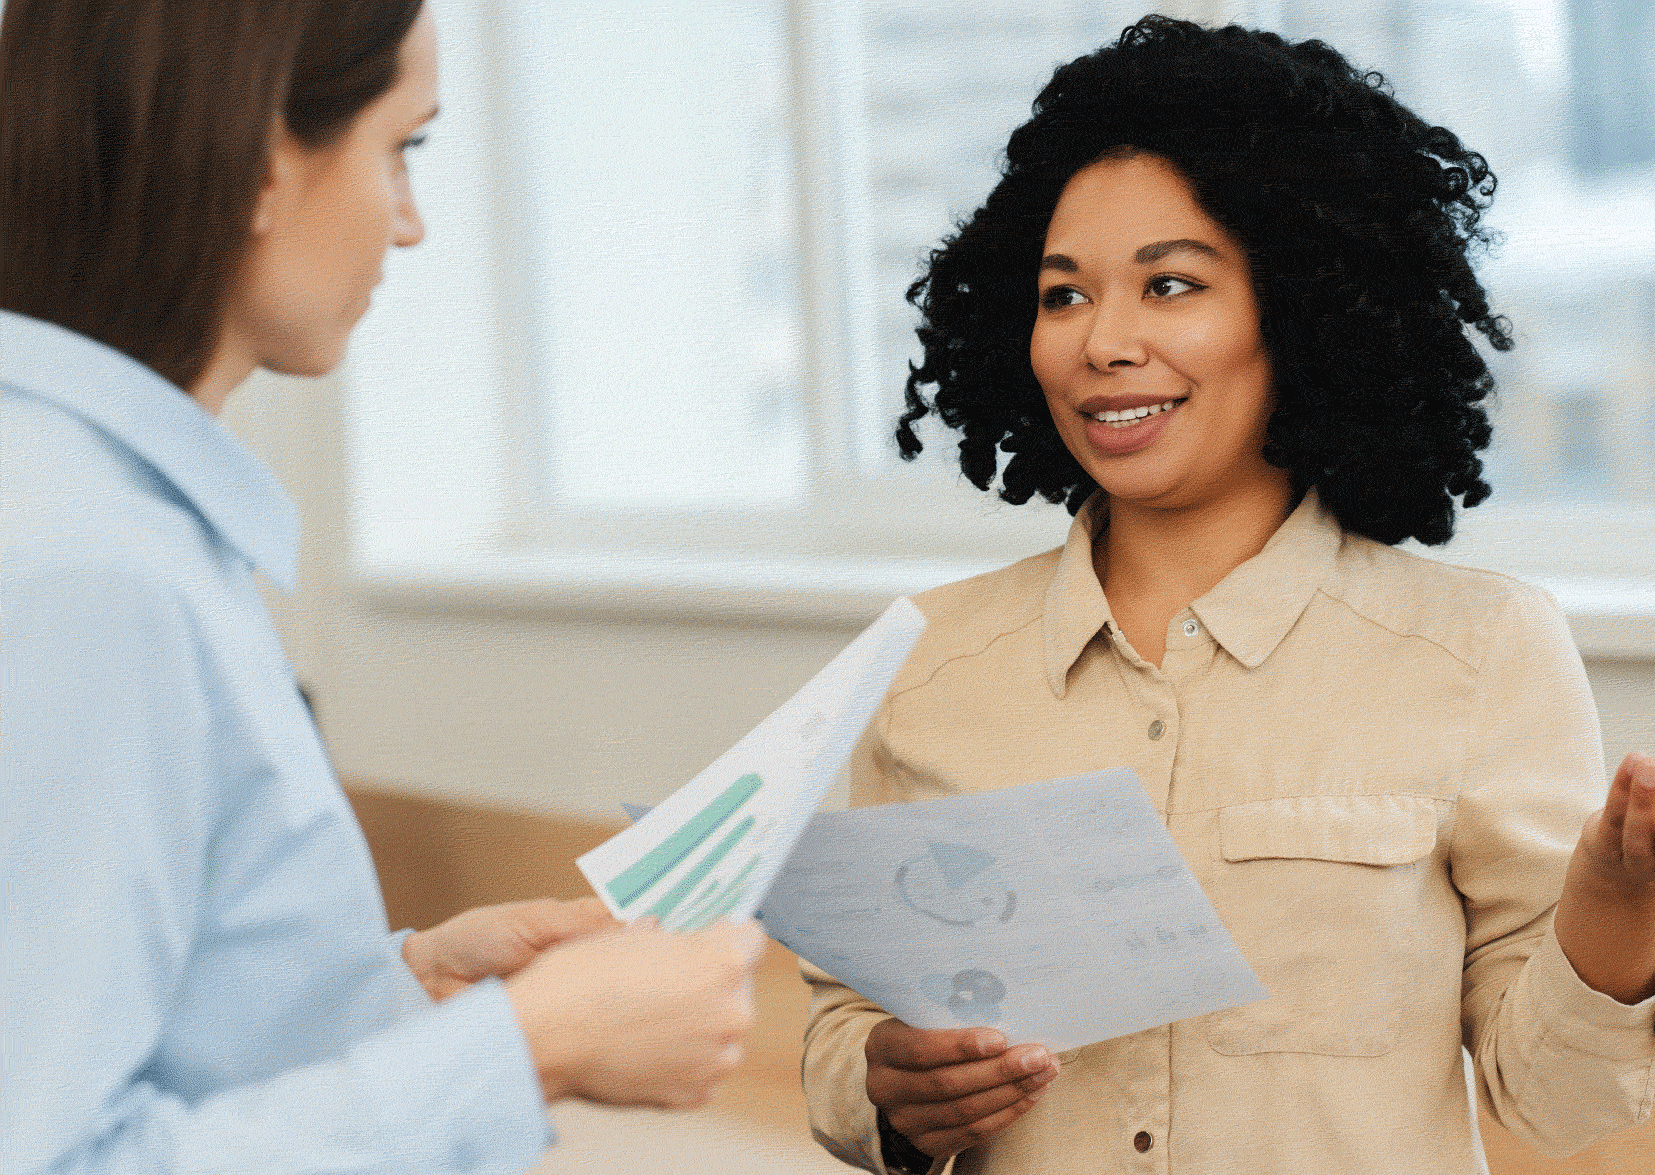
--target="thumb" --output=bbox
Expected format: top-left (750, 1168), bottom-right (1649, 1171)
top-left (703, 917), bottom-right (768, 963)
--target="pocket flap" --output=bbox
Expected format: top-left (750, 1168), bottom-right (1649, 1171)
top-left (1218, 794), bottom-right (1442, 865)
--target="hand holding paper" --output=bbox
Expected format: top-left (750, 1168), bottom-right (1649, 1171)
top-left (578, 598), bottom-right (1266, 1060)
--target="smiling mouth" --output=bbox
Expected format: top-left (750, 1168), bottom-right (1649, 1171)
top-left (1085, 398), bottom-right (1187, 429)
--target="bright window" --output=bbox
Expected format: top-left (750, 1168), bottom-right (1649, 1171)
top-left (347, 0), bottom-right (1652, 635)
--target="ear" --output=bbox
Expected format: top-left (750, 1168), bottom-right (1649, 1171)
top-left (250, 121), bottom-right (304, 238)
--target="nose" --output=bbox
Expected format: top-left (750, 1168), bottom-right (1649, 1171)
top-left (393, 200), bottom-right (424, 249)
top-left (392, 174), bottom-right (425, 249)
top-left (1081, 295), bottom-right (1149, 370)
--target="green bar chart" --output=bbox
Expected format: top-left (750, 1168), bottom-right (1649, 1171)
top-left (607, 773), bottom-right (763, 909)
top-left (647, 815), bottom-right (756, 922)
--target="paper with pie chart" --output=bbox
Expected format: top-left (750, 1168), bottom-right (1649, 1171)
top-left (577, 597), bottom-right (926, 931)
top-left (757, 768), bottom-right (1268, 1052)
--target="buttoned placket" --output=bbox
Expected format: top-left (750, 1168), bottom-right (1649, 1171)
top-left (1099, 618), bottom-right (1204, 1172)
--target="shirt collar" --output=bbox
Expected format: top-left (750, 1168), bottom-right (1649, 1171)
top-left (1, 310), bottom-right (299, 588)
top-left (1042, 494), bottom-right (1113, 698)
top-left (1041, 487), bottom-right (1342, 696)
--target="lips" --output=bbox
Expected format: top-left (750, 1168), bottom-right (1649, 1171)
top-left (1088, 397), bottom-right (1185, 428)
top-left (1079, 396), bottom-right (1186, 455)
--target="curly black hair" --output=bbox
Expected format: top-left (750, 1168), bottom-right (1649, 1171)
top-left (896, 15), bottom-right (1509, 545)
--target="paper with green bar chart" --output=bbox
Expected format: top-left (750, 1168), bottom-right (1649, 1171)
top-left (577, 597), bottom-right (926, 931)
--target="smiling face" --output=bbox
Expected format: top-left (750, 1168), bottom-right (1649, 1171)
top-left (1030, 152), bottom-right (1284, 514)
top-left (219, 6), bottom-right (439, 388)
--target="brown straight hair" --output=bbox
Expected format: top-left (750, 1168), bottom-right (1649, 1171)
top-left (0, 0), bottom-right (423, 392)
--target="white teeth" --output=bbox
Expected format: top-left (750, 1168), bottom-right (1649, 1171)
top-left (1089, 399), bottom-right (1182, 428)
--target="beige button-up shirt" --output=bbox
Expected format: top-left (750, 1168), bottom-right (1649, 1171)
top-left (802, 491), bottom-right (1655, 1175)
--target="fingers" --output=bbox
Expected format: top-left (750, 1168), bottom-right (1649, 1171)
top-left (905, 1088), bottom-right (1048, 1161)
top-left (883, 1061), bottom-right (1051, 1134)
top-left (1619, 753), bottom-right (1655, 879)
top-left (695, 917), bottom-right (769, 963)
top-left (870, 1041), bottom-right (1057, 1107)
top-left (513, 896), bottom-right (620, 949)
top-left (1604, 755), bottom-right (1636, 830)
top-left (1595, 753), bottom-right (1655, 884)
top-left (868, 1018), bottom-right (1007, 1070)
top-left (865, 1017), bottom-right (1060, 1160)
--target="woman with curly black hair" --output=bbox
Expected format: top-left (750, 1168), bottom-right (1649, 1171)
top-left (801, 16), bottom-right (1654, 1175)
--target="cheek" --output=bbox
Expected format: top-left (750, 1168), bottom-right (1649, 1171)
top-left (1159, 313), bottom-right (1262, 380)
top-left (1029, 318), bottom-right (1080, 398)
top-left (334, 165), bottom-right (395, 250)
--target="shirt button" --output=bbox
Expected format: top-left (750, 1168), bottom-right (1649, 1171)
top-left (1134, 1131), bottom-right (1154, 1152)
top-left (1147, 719), bottom-right (1165, 740)
top-left (1181, 619), bottom-right (1200, 637)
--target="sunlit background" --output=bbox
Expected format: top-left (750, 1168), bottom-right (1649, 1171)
top-left (352, 0), bottom-right (1652, 579)
top-left (224, 3), bottom-right (1652, 1171)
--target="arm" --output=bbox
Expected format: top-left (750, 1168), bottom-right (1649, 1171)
top-left (4, 556), bottom-right (764, 1170)
top-left (1455, 585), bottom-right (1655, 1158)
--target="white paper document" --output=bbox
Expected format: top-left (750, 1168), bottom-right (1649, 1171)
top-left (577, 597), bottom-right (927, 931)
top-left (758, 769), bottom-right (1269, 1052)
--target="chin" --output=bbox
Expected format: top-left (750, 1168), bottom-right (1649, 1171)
top-left (1083, 456), bottom-right (1185, 505)
top-left (266, 337), bottom-right (350, 380)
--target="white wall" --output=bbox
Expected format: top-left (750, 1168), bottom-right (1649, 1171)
top-left (226, 368), bottom-right (1653, 823)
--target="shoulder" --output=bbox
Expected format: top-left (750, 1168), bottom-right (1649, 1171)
top-left (4, 398), bottom-right (221, 683)
top-left (1320, 534), bottom-right (1567, 674)
top-left (897, 547), bottom-right (1061, 685)
top-left (5, 389), bottom-right (222, 603)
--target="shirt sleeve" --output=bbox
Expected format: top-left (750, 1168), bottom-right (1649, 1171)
top-left (799, 719), bottom-right (912, 1174)
top-left (387, 928), bottom-right (440, 1017)
top-left (2, 553), bottom-right (552, 1174)
top-left (1453, 582), bottom-right (1655, 1158)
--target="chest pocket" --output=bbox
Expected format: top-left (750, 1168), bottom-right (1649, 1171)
top-left (1203, 794), bottom-right (1445, 1058)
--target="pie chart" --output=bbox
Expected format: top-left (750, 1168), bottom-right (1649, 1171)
top-left (894, 841), bottom-right (1017, 926)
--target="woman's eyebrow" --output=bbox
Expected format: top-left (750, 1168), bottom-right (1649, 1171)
top-left (1041, 240), bottom-right (1223, 273)
top-left (1134, 238), bottom-right (1222, 264)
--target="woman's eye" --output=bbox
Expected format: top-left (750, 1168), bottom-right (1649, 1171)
top-left (1146, 275), bottom-right (1202, 299)
top-left (1040, 286), bottom-right (1086, 310)
top-left (399, 134), bottom-right (428, 154)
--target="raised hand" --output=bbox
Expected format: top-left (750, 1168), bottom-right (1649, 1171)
top-left (1574, 752), bottom-right (1655, 889)
top-left (865, 1017), bottom-right (1059, 1162)
top-left (1556, 752), bottom-right (1655, 1005)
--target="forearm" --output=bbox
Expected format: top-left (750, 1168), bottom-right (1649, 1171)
top-left (1554, 851), bottom-right (1655, 1005)
top-left (801, 963), bottom-right (890, 1172)
top-left (6, 982), bottom-right (548, 1175)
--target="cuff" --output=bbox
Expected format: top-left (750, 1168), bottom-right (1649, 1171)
top-left (386, 928), bottom-right (435, 1018)
top-left (1529, 931), bottom-right (1655, 1059)
top-left (174, 975), bottom-right (554, 1173)
top-left (358, 976), bottom-right (556, 1160)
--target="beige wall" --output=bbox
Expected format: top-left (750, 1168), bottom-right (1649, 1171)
top-left (226, 369), bottom-right (1652, 824)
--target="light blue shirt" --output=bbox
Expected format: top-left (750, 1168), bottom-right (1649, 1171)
top-left (2, 311), bottom-right (551, 1174)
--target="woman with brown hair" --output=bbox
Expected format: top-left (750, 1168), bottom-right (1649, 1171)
top-left (1, 3), bottom-right (763, 1171)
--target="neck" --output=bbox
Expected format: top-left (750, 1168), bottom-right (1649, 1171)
top-left (1093, 473), bottom-right (1296, 664)
top-left (187, 334), bottom-right (257, 416)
